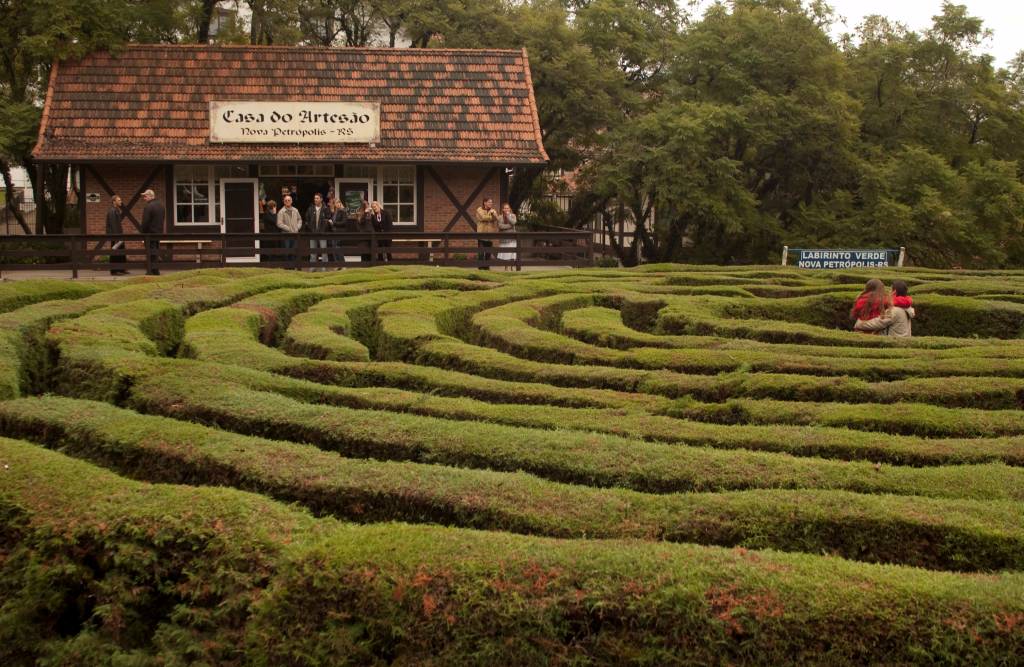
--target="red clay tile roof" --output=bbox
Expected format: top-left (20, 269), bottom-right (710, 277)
top-left (33, 45), bottom-right (548, 165)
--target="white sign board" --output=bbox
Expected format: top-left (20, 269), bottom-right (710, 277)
top-left (209, 101), bottom-right (380, 143)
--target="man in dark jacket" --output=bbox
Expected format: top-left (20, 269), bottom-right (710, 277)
top-left (260, 199), bottom-right (279, 264)
top-left (140, 189), bottom-right (165, 275)
top-left (105, 195), bottom-right (128, 275)
top-left (303, 192), bottom-right (331, 270)
top-left (368, 200), bottom-right (393, 262)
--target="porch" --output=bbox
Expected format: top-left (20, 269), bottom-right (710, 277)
top-left (0, 229), bottom-right (593, 279)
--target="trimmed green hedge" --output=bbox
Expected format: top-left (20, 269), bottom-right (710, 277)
top-left (563, 306), bottom-right (1023, 359)
top-left (4, 395), bottom-right (1024, 572)
top-left (2, 439), bottom-right (1023, 665)
top-left (467, 295), bottom-right (1024, 379)
top-left (51, 338), bottom-right (1024, 466)
top-left (0, 298), bottom-right (95, 399)
top-left (86, 361), bottom-right (1024, 497)
top-left (658, 396), bottom-right (1024, 438)
top-left (282, 288), bottom-right (467, 362)
top-left (0, 278), bottom-right (109, 314)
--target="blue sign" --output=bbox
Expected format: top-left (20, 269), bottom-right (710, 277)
top-left (797, 249), bottom-right (890, 269)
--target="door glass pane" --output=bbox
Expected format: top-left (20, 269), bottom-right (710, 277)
top-left (340, 186), bottom-right (368, 216)
top-left (399, 205), bottom-right (414, 223)
top-left (399, 185), bottom-right (414, 202)
top-left (176, 185), bottom-right (192, 204)
top-left (177, 205), bottom-right (192, 222)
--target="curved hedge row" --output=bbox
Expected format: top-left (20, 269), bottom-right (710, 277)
top-left (4, 265), bottom-right (1024, 663)
top-left (3, 439), bottom-right (1024, 666)
top-left (5, 395), bottom-right (1023, 571)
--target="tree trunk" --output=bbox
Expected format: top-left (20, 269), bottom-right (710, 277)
top-left (508, 165), bottom-right (546, 213)
top-left (0, 160), bottom-right (31, 234)
top-left (197, 0), bottom-right (216, 43)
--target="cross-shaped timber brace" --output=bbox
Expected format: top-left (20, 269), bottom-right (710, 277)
top-left (425, 166), bottom-right (499, 232)
top-left (85, 165), bottom-right (164, 233)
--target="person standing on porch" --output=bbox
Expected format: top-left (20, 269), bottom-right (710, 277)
top-left (276, 195), bottom-right (302, 266)
top-left (368, 201), bottom-right (393, 262)
top-left (330, 198), bottom-right (349, 263)
top-left (475, 197), bottom-right (499, 269)
top-left (303, 193), bottom-right (331, 270)
top-left (140, 189), bottom-right (164, 276)
top-left (105, 195), bottom-right (127, 275)
top-left (496, 202), bottom-right (517, 270)
top-left (356, 200), bottom-right (373, 262)
top-left (260, 199), bottom-right (278, 264)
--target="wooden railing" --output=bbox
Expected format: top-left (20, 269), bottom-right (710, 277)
top-left (0, 230), bottom-right (594, 277)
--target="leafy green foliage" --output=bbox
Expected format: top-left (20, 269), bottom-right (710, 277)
top-left (581, 1), bottom-right (1024, 267)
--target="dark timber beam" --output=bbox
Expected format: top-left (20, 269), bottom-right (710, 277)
top-left (425, 166), bottom-right (498, 232)
top-left (123, 166), bottom-right (165, 232)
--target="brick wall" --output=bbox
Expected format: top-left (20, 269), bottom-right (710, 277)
top-left (83, 164), bottom-right (168, 235)
top-left (422, 165), bottom-right (501, 234)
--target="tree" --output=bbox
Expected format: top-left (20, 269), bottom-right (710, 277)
top-left (299, 0), bottom-right (378, 46)
top-left (0, 0), bottom-right (181, 232)
top-left (582, 0), bottom-right (861, 263)
top-left (581, 102), bottom-right (765, 264)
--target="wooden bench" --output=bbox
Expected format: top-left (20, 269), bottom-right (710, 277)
top-left (159, 239), bottom-right (214, 263)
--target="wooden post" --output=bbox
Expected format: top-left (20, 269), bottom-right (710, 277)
top-left (78, 166), bottom-right (87, 231)
top-left (70, 235), bottom-right (79, 279)
top-left (781, 245), bottom-right (789, 266)
top-left (897, 247), bottom-right (906, 267)
top-left (35, 162), bottom-right (45, 234)
top-left (369, 231), bottom-right (377, 266)
top-left (144, 235), bottom-right (153, 275)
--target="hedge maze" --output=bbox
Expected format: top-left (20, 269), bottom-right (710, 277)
top-left (2, 265), bottom-right (1024, 664)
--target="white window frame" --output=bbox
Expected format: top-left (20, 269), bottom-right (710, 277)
top-left (173, 165), bottom-right (214, 226)
top-left (341, 164), bottom-right (417, 227)
top-left (378, 165), bottom-right (417, 227)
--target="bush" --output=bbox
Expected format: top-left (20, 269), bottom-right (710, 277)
top-left (2, 438), bottom-right (1023, 665)
top-left (6, 264), bottom-right (1024, 663)
top-left (11, 395), bottom-right (1024, 571)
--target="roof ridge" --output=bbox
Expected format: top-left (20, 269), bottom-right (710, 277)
top-left (98, 44), bottom-right (526, 55)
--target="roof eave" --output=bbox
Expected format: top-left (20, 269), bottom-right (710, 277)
top-left (520, 48), bottom-right (550, 163)
top-left (31, 59), bottom-right (59, 160)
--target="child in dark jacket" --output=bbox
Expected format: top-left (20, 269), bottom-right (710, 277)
top-left (891, 280), bottom-right (913, 309)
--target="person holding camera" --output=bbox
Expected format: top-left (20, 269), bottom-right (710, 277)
top-left (475, 197), bottom-right (499, 269)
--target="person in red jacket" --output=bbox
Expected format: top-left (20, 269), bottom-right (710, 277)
top-left (850, 278), bottom-right (892, 333)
